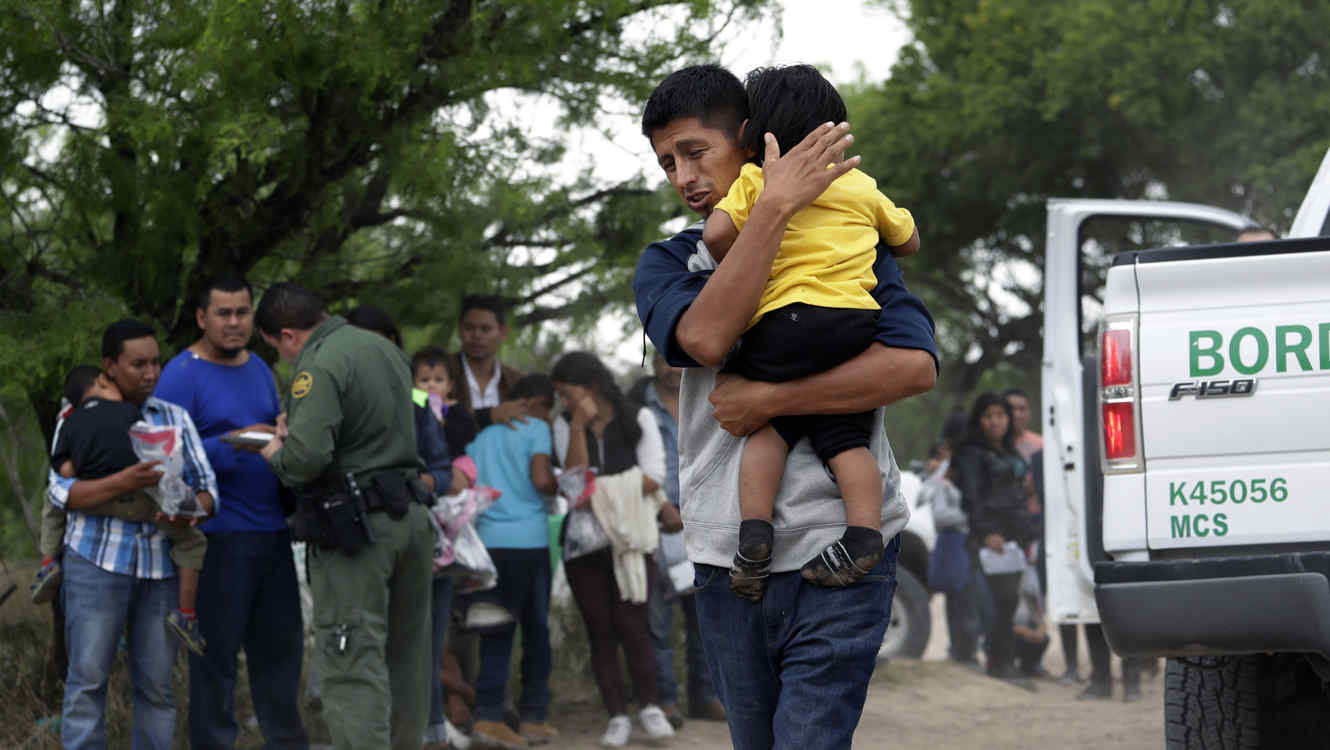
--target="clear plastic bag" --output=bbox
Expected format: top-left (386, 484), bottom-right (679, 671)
top-left (129, 422), bottom-right (207, 518)
top-left (429, 487), bottom-right (500, 593)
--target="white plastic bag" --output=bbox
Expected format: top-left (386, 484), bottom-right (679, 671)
top-left (129, 422), bottom-right (206, 518)
top-left (430, 487), bottom-right (500, 593)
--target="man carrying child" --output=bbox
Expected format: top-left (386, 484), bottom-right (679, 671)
top-left (47, 319), bottom-right (218, 750)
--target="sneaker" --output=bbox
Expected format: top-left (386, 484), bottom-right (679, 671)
top-left (639, 705), bottom-right (675, 743)
top-left (31, 559), bottom-right (62, 604)
top-left (472, 719), bottom-right (528, 749)
top-left (518, 721), bottom-right (559, 745)
top-left (165, 610), bottom-right (207, 656)
top-left (446, 719), bottom-right (472, 750)
top-left (660, 703), bottom-right (685, 729)
top-left (800, 539), bottom-right (882, 588)
top-left (1077, 681), bottom-right (1112, 700)
top-left (728, 551), bottom-right (771, 601)
top-left (599, 715), bottom-right (631, 748)
top-left (1059, 667), bottom-right (1085, 685)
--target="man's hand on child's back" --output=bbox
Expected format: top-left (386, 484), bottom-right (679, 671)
top-left (490, 399), bottom-right (531, 430)
top-left (756, 122), bottom-right (859, 220)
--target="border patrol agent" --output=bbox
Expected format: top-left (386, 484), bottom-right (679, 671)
top-left (255, 283), bottom-right (434, 750)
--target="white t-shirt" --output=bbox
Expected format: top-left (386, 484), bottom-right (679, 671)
top-left (461, 357), bottom-right (502, 409)
top-left (554, 407), bottom-right (664, 559)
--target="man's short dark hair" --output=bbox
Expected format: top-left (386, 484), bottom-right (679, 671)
top-left (511, 373), bottom-right (554, 405)
top-left (411, 346), bottom-right (449, 374)
top-left (1002, 388), bottom-right (1031, 402)
top-left (102, 318), bottom-right (156, 361)
top-left (63, 365), bottom-right (103, 407)
top-left (196, 272), bottom-right (254, 312)
top-left (459, 294), bottom-right (507, 327)
top-left (345, 305), bottom-right (402, 348)
top-left (254, 282), bottom-right (325, 336)
top-left (741, 65), bottom-right (847, 165)
top-left (641, 64), bottom-right (748, 145)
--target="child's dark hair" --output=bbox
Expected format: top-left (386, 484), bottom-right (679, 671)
top-left (411, 346), bottom-right (450, 374)
top-left (511, 373), bottom-right (554, 406)
top-left (63, 365), bottom-right (104, 407)
top-left (740, 64), bottom-right (847, 166)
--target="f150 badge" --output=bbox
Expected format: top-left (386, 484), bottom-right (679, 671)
top-left (1169, 379), bottom-right (1257, 400)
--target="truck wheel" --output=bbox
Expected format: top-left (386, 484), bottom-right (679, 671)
top-left (879, 566), bottom-right (930, 661)
top-left (1166, 655), bottom-right (1330, 750)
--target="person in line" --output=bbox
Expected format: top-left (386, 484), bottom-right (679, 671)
top-left (49, 366), bottom-right (211, 656)
top-left (50, 318), bottom-right (218, 750)
top-left (257, 284), bottom-right (434, 750)
top-left (921, 439), bottom-right (979, 667)
top-left (451, 295), bottom-right (528, 429)
top-left (155, 273), bottom-right (309, 749)
top-left (633, 64), bottom-right (937, 750)
top-left (465, 374), bottom-right (561, 749)
top-left (630, 353), bottom-right (726, 726)
top-left (951, 392), bottom-right (1036, 686)
top-left (414, 345), bottom-right (480, 458)
top-left (1012, 566), bottom-right (1051, 677)
top-left (343, 305), bottom-right (462, 750)
top-left (1003, 388), bottom-right (1042, 463)
top-left (551, 351), bottom-right (680, 747)
top-left (700, 64), bottom-right (919, 596)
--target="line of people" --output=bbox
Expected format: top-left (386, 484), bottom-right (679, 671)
top-left (923, 388), bottom-right (1153, 700)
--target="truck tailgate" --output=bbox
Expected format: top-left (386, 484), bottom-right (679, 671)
top-left (1133, 244), bottom-right (1330, 549)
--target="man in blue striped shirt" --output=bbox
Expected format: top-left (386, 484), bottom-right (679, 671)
top-left (49, 318), bottom-right (218, 750)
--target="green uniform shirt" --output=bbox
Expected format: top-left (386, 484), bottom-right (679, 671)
top-left (270, 315), bottom-right (420, 488)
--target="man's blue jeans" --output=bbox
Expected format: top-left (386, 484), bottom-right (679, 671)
top-left (62, 550), bottom-right (179, 750)
top-left (694, 535), bottom-right (899, 750)
top-left (189, 531), bottom-right (308, 749)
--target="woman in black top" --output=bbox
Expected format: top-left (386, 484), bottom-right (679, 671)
top-left (951, 391), bottom-right (1034, 682)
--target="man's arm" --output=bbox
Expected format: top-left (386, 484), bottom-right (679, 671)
top-left (675, 124), bottom-right (862, 367)
top-left (174, 405), bottom-right (220, 516)
top-left (63, 461), bottom-right (165, 510)
top-left (709, 344), bottom-right (936, 435)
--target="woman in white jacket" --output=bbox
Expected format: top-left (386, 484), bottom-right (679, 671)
top-left (550, 352), bottom-right (682, 747)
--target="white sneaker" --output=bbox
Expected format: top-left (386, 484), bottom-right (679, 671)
top-left (639, 705), bottom-right (675, 743)
top-left (600, 715), bottom-right (632, 747)
top-left (446, 718), bottom-right (472, 750)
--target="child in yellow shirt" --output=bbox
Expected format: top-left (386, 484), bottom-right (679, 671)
top-left (702, 64), bottom-right (918, 599)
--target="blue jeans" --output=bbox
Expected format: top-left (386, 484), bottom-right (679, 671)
top-left (694, 535), bottom-right (899, 750)
top-left (647, 581), bottom-right (715, 708)
top-left (474, 548), bottom-right (553, 722)
top-left (428, 576), bottom-right (454, 732)
top-left (62, 550), bottom-right (179, 750)
top-left (189, 531), bottom-right (308, 749)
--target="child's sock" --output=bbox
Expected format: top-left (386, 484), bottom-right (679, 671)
top-left (839, 525), bottom-right (884, 562)
top-left (40, 557), bottom-right (54, 567)
top-left (179, 607), bottom-right (196, 620)
top-left (738, 519), bottom-right (774, 561)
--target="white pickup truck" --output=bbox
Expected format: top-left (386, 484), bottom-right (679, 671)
top-left (1044, 149), bottom-right (1330, 747)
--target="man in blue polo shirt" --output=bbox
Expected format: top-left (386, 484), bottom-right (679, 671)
top-left (155, 274), bottom-right (308, 749)
top-left (632, 65), bottom-right (937, 750)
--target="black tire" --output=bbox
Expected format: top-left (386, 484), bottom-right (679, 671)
top-left (879, 566), bottom-right (931, 660)
top-left (1166, 655), bottom-right (1330, 750)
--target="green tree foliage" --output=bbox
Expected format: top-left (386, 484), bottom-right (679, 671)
top-left (848, 0), bottom-right (1330, 422)
top-left (0, 0), bottom-right (765, 442)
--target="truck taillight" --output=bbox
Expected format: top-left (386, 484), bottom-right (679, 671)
top-left (1102, 329), bottom-right (1132, 386)
top-left (1103, 402), bottom-right (1135, 459)
top-left (1100, 316), bottom-right (1142, 474)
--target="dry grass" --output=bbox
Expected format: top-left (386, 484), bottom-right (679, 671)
top-left (0, 559), bottom-right (670, 748)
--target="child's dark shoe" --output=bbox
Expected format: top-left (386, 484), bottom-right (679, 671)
top-left (728, 550), bottom-right (771, 601)
top-left (801, 528), bottom-right (884, 587)
top-left (166, 610), bottom-right (207, 656)
top-left (30, 559), bottom-right (62, 604)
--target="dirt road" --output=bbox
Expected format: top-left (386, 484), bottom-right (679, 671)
top-left (548, 597), bottom-right (1163, 749)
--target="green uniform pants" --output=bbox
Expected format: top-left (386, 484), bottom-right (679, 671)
top-left (309, 502), bottom-right (434, 750)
